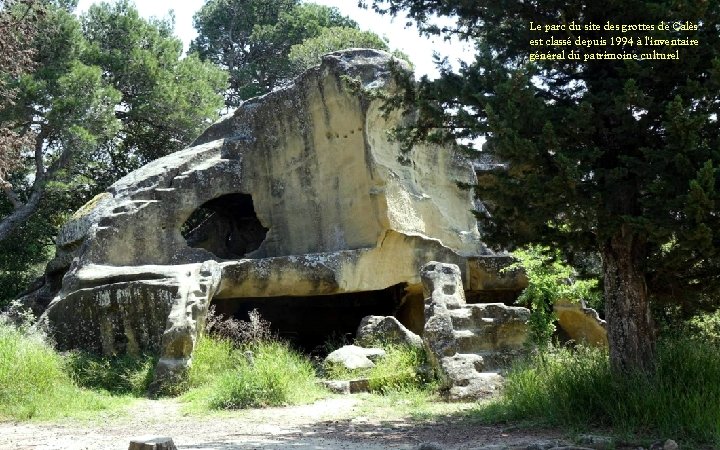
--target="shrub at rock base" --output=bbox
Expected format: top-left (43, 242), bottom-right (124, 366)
top-left (184, 337), bottom-right (326, 410)
top-left (64, 352), bottom-right (156, 396)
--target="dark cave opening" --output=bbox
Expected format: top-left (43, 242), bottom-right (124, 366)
top-left (210, 284), bottom-right (409, 352)
top-left (182, 193), bottom-right (268, 259)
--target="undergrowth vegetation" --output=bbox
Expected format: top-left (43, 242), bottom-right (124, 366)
top-left (488, 248), bottom-right (720, 446)
top-left (323, 343), bottom-right (433, 394)
top-left (64, 352), bottom-right (156, 396)
top-left (182, 308), bottom-right (326, 410)
top-left (479, 336), bottom-right (720, 446)
top-left (183, 337), bottom-right (326, 410)
top-left (505, 245), bottom-right (600, 348)
top-left (0, 319), bottom-right (128, 420)
top-left (5, 282), bottom-right (720, 449)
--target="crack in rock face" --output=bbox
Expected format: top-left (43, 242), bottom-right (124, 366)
top-left (21, 50), bottom-right (529, 392)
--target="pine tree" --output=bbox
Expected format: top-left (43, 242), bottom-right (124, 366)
top-left (191, 0), bottom-right (382, 106)
top-left (365, 0), bottom-right (720, 373)
top-left (0, 1), bottom-right (226, 303)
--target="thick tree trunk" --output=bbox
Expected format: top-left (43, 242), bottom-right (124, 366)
top-left (601, 224), bottom-right (655, 374)
top-left (0, 188), bottom-right (43, 242)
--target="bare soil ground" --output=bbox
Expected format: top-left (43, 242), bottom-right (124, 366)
top-left (0, 396), bottom-right (569, 450)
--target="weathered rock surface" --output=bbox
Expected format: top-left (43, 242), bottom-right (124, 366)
top-left (319, 378), bottom-right (371, 394)
top-left (356, 315), bottom-right (423, 348)
top-left (128, 437), bottom-right (177, 450)
top-left (576, 435), bottom-right (614, 450)
top-left (325, 345), bottom-right (386, 370)
top-left (421, 262), bottom-right (531, 400)
top-left (554, 299), bottom-right (608, 347)
top-left (17, 50), bottom-right (527, 389)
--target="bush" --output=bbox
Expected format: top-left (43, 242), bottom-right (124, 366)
top-left (506, 245), bottom-right (601, 348)
top-left (0, 318), bottom-right (124, 420)
top-left (204, 306), bottom-right (273, 347)
top-left (184, 337), bottom-right (326, 410)
top-left (684, 309), bottom-right (720, 342)
top-left (64, 352), bottom-right (155, 396)
top-left (480, 338), bottom-right (720, 446)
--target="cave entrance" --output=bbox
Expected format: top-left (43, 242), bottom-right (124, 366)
top-left (210, 284), bottom-right (408, 352)
top-left (182, 193), bottom-right (268, 259)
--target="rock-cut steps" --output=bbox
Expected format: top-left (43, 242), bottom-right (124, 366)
top-left (420, 262), bottom-right (532, 400)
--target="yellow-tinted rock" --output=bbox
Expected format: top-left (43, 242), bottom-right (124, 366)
top-left (27, 50), bottom-right (527, 390)
top-left (554, 299), bottom-right (608, 347)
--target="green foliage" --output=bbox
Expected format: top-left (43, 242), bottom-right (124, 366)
top-left (64, 351), bottom-right (155, 396)
top-left (186, 335), bottom-right (237, 388)
top-left (0, 0), bottom-right (226, 297)
top-left (479, 339), bottom-right (720, 446)
top-left (184, 337), bottom-right (325, 410)
top-left (367, 345), bottom-right (431, 393)
top-left (324, 344), bottom-right (432, 394)
top-left (0, 318), bottom-right (127, 420)
top-left (0, 0), bottom-right (42, 183)
top-left (191, 0), bottom-right (392, 106)
top-left (367, 0), bottom-right (720, 371)
top-left (289, 26), bottom-right (389, 72)
top-left (686, 309), bottom-right (720, 342)
top-left (81, 0), bottom-right (227, 169)
top-left (0, 221), bottom-right (53, 308)
top-left (506, 245), bottom-right (600, 347)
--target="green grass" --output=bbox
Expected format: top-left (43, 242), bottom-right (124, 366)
top-left (182, 337), bottom-right (327, 410)
top-left (477, 338), bottom-right (720, 446)
top-left (354, 386), bottom-right (473, 421)
top-left (0, 320), bottom-right (130, 420)
top-left (324, 344), bottom-right (432, 393)
top-left (64, 351), bottom-right (156, 396)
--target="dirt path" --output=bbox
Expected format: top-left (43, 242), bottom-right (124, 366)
top-left (1, 396), bottom-right (567, 450)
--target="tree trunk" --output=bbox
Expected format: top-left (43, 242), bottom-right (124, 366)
top-left (601, 223), bottom-right (655, 374)
top-left (0, 187), bottom-right (43, 242)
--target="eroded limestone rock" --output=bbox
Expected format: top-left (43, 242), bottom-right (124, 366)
top-left (554, 299), bottom-right (608, 347)
top-left (356, 315), bottom-right (423, 348)
top-left (325, 345), bottom-right (386, 370)
top-left (420, 261), bottom-right (531, 400)
top-left (19, 50), bottom-right (527, 390)
top-left (128, 437), bottom-right (177, 450)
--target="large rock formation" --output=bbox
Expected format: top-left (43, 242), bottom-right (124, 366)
top-left (421, 262), bottom-right (531, 400)
top-left (20, 50), bottom-right (525, 388)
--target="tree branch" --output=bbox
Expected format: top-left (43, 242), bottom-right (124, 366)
top-left (0, 177), bottom-right (22, 209)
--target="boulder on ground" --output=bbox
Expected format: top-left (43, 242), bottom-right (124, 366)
top-left (325, 344), bottom-right (386, 370)
top-left (128, 437), bottom-right (176, 450)
top-left (356, 315), bottom-right (423, 348)
top-left (554, 299), bottom-right (607, 347)
top-left (319, 378), bottom-right (370, 394)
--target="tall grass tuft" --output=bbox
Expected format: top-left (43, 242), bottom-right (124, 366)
top-left (480, 338), bottom-right (720, 445)
top-left (0, 319), bottom-right (125, 420)
top-left (368, 344), bottom-right (431, 393)
top-left (184, 337), bottom-right (326, 410)
top-left (324, 344), bottom-right (433, 394)
top-left (64, 351), bottom-right (156, 396)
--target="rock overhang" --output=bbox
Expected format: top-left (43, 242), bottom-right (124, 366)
top-left (19, 49), bottom-right (527, 389)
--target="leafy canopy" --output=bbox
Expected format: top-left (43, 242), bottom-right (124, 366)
top-left (366, 0), bottom-right (720, 372)
top-left (0, 0), bottom-right (226, 305)
top-left (0, 0), bottom-right (42, 187)
top-left (192, 0), bottom-right (391, 106)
